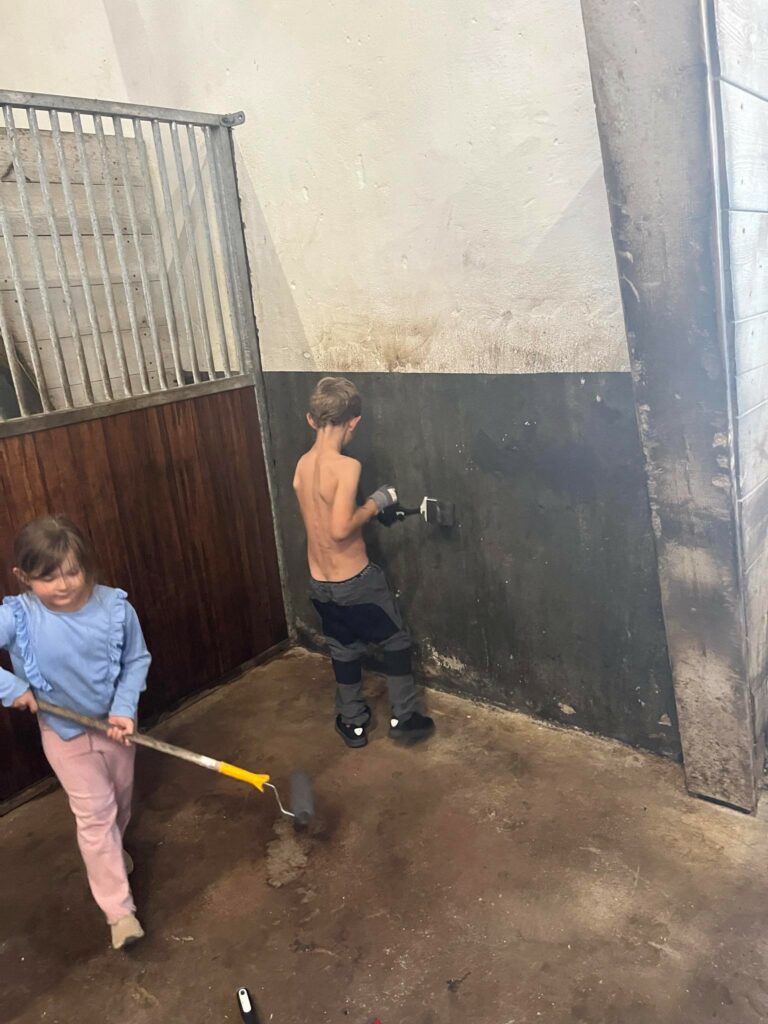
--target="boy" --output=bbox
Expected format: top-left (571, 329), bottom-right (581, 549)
top-left (293, 376), bottom-right (435, 748)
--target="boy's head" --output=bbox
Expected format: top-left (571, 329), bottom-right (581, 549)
top-left (307, 377), bottom-right (362, 436)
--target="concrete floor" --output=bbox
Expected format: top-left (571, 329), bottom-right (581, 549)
top-left (2, 648), bottom-right (768, 1024)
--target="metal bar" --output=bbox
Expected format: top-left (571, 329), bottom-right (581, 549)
top-left (151, 120), bottom-right (199, 383)
top-left (206, 125), bottom-right (247, 374)
top-left (4, 105), bottom-right (72, 408)
top-left (93, 114), bottom-right (149, 394)
top-left (206, 126), bottom-right (292, 627)
top-left (50, 111), bottom-right (112, 401)
top-left (0, 372), bottom-right (255, 439)
top-left (113, 118), bottom-right (167, 390)
top-left (0, 90), bottom-right (245, 129)
top-left (187, 125), bottom-right (231, 377)
top-left (0, 200), bottom-right (50, 412)
top-left (28, 109), bottom-right (93, 404)
top-left (170, 122), bottom-right (216, 380)
top-left (0, 201), bottom-right (49, 411)
top-left (133, 119), bottom-right (183, 386)
top-left (72, 112), bottom-right (131, 396)
top-left (0, 290), bottom-right (30, 417)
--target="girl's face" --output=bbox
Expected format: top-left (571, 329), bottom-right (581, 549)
top-left (17, 552), bottom-right (92, 613)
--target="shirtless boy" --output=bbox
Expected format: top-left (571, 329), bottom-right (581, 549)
top-left (293, 376), bottom-right (435, 748)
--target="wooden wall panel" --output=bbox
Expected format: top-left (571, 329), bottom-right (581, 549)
top-left (0, 385), bottom-right (286, 802)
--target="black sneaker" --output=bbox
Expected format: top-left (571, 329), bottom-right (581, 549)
top-left (389, 710), bottom-right (435, 743)
top-left (335, 706), bottom-right (372, 748)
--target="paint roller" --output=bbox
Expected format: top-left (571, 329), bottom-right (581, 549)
top-left (35, 698), bottom-right (315, 828)
top-left (377, 495), bottom-right (456, 528)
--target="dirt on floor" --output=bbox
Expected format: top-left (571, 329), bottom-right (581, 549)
top-left (1, 647), bottom-right (768, 1024)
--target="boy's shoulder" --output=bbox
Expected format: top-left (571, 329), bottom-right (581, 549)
top-left (333, 453), bottom-right (362, 479)
top-left (309, 449), bottom-right (361, 472)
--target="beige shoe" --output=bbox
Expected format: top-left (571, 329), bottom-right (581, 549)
top-left (110, 913), bottom-right (144, 950)
top-left (123, 850), bottom-right (134, 875)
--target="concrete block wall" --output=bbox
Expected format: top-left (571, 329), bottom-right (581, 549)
top-left (715, 0), bottom-right (768, 748)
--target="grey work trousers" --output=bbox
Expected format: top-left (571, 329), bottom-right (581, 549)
top-left (309, 563), bottom-right (420, 726)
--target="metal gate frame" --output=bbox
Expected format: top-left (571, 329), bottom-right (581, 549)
top-left (0, 89), bottom-right (289, 632)
top-left (0, 89), bottom-right (267, 439)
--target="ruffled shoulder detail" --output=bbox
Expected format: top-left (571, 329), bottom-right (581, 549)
top-left (106, 588), bottom-right (128, 688)
top-left (2, 594), bottom-right (52, 693)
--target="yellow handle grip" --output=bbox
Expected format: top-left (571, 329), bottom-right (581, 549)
top-left (218, 762), bottom-right (271, 791)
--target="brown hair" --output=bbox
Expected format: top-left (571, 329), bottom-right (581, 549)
top-left (13, 515), bottom-right (97, 583)
top-left (308, 376), bottom-right (362, 427)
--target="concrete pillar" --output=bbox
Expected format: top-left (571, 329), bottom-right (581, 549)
top-left (580, 0), bottom-right (758, 809)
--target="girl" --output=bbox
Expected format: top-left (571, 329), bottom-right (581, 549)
top-left (0, 515), bottom-right (151, 950)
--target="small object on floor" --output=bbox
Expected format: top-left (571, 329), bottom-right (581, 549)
top-left (335, 705), bottom-right (372, 749)
top-left (390, 710), bottom-right (435, 742)
top-left (110, 912), bottom-right (144, 950)
top-left (237, 986), bottom-right (260, 1023)
top-left (35, 697), bottom-right (315, 830)
top-left (122, 849), bottom-right (134, 875)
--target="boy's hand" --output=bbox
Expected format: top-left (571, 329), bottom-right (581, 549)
top-left (377, 503), bottom-right (407, 527)
top-left (368, 485), bottom-right (398, 512)
top-left (12, 689), bottom-right (38, 713)
top-left (107, 715), bottom-right (135, 745)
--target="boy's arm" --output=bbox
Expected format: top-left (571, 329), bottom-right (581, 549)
top-left (330, 460), bottom-right (378, 542)
top-left (330, 460), bottom-right (399, 541)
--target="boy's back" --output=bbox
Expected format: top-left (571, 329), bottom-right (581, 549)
top-left (293, 445), bottom-right (370, 582)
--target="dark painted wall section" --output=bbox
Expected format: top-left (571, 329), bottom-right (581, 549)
top-left (581, 0), bottom-right (757, 808)
top-left (265, 371), bottom-right (680, 759)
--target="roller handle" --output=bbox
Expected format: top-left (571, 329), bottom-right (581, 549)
top-left (35, 698), bottom-right (270, 790)
top-left (37, 697), bottom-right (142, 741)
top-left (36, 697), bottom-right (198, 760)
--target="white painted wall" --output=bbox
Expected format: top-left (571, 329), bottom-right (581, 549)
top-left (0, 0), bottom-right (628, 373)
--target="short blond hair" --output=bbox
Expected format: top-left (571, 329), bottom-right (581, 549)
top-left (308, 377), bottom-right (362, 427)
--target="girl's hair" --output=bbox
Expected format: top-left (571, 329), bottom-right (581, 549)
top-left (13, 515), bottom-right (97, 583)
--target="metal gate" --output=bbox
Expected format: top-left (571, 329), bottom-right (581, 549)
top-left (0, 91), bottom-right (288, 807)
top-left (0, 90), bottom-right (258, 430)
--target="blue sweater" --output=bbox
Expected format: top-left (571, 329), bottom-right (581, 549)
top-left (0, 585), bottom-right (151, 740)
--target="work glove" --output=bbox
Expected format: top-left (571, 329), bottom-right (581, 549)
top-left (368, 485), bottom-right (398, 512)
top-left (377, 503), bottom-right (408, 527)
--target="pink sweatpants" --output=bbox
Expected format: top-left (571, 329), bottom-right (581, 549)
top-left (40, 725), bottom-right (136, 924)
